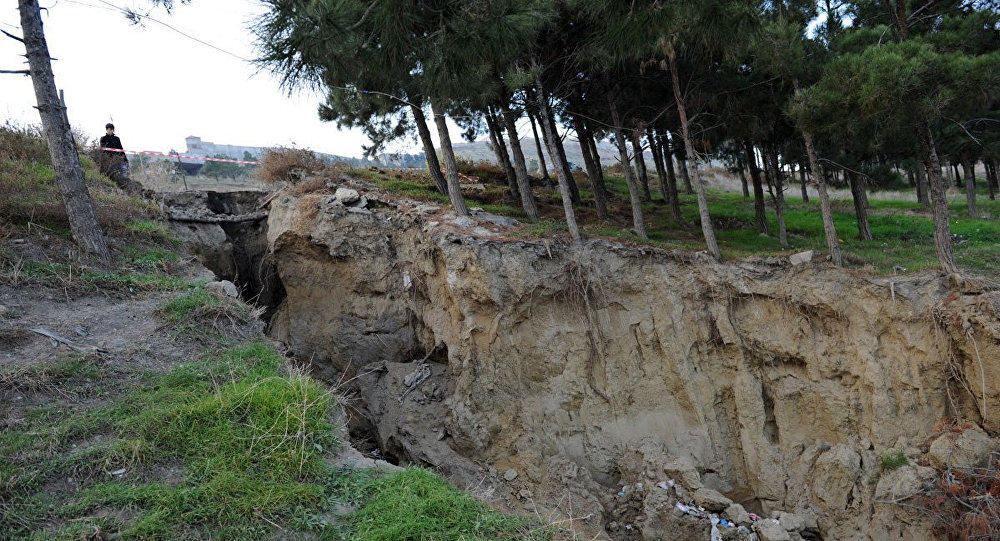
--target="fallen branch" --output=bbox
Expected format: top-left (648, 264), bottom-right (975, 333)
top-left (29, 327), bottom-right (108, 354)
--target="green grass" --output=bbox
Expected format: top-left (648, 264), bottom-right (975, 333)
top-left (351, 468), bottom-right (547, 541)
top-left (2, 341), bottom-right (544, 540)
top-left (880, 450), bottom-right (909, 472)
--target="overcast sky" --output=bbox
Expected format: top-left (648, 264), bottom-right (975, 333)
top-left (0, 0), bottom-right (471, 158)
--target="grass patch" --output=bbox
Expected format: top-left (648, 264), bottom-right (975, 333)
top-left (352, 468), bottom-right (547, 541)
top-left (2, 342), bottom-right (544, 539)
top-left (880, 450), bottom-right (909, 472)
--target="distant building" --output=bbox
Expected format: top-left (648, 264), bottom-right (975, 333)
top-left (184, 136), bottom-right (263, 161)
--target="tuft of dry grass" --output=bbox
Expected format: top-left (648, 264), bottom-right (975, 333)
top-left (259, 148), bottom-right (335, 185)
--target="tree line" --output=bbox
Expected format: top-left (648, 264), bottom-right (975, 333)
top-left (257, 0), bottom-right (1000, 272)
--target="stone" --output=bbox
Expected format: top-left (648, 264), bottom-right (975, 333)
top-left (518, 489), bottom-right (533, 499)
top-left (207, 280), bottom-right (239, 298)
top-left (450, 215), bottom-right (476, 230)
top-left (874, 465), bottom-right (922, 502)
top-left (811, 444), bottom-right (861, 510)
top-left (333, 187), bottom-right (360, 204)
top-left (928, 425), bottom-right (995, 469)
top-left (642, 507), bottom-right (710, 541)
top-left (774, 511), bottom-right (804, 532)
top-left (723, 503), bottom-right (751, 526)
top-left (693, 487), bottom-right (732, 512)
top-left (471, 209), bottom-right (519, 228)
top-left (415, 204), bottom-right (439, 215)
top-left (503, 468), bottom-right (518, 482)
top-left (789, 250), bottom-right (813, 265)
top-left (755, 518), bottom-right (791, 541)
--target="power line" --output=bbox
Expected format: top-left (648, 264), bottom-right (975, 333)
top-left (64, 0), bottom-right (250, 62)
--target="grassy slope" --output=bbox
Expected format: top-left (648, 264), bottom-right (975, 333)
top-left (350, 167), bottom-right (1000, 275)
top-left (2, 296), bottom-right (546, 540)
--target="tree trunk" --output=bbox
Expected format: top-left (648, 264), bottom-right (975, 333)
top-left (534, 81), bottom-right (581, 241)
top-left (658, 130), bottom-right (682, 222)
top-left (484, 108), bottom-right (519, 201)
top-left (575, 117), bottom-right (609, 220)
top-left (410, 104), bottom-right (448, 194)
top-left (586, 122), bottom-right (609, 195)
top-left (798, 164), bottom-right (809, 202)
top-left (963, 159), bottom-right (978, 218)
top-left (987, 159), bottom-right (998, 201)
top-left (672, 130), bottom-right (693, 194)
top-left (915, 120), bottom-right (956, 273)
top-left (744, 142), bottom-right (768, 234)
top-left (647, 127), bottom-right (668, 203)
top-left (498, 103), bottom-right (540, 220)
top-left (19, 0), bottom-right (109, 260)
top-left (630, 126), bottom-right (651, 202)
top-left (802, 130), bottom-right (842, 266)
top-left (542, 97), bottom-right (581, 204)
top-left (765, 146), bottom-right (788, 247)
top-left (847, 171), bottom-right (873, 241)
top-left (528, 112), bottom-right (550, 181)
top-left (915, 164), bottom-right (929, 206)
top-left (666, 48), bottom-right (719, 259)
top-left (583, 125), bottom-right (612, 190)
top-left (608, 96), bottom-right (647, 239)
top-left (737, 160), bottom-right (750, 199)
top-left (953, 163), bottom-right (962, 188)
top-left (430, 101), bottom-right (469, 216)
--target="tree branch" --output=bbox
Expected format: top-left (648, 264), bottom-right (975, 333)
top-left (1, 29), bottom-right (24, 43)
top-left (0, 69), bottom-right (30, 75)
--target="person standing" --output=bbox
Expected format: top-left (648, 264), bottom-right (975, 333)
top-left (98, 123), bottom-right (129, 185)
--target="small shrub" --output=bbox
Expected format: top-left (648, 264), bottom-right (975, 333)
top-left (258, 148), bottom-right (332, 184)
top-left (880, 450), bottom-right (908, 472)
top-left (0, 122), bottom-right (49, 164)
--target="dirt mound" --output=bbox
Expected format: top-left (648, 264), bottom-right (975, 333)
top-left (264, 179), bottom-right (1000, 539)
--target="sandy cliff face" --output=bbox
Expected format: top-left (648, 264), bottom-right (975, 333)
top-left (265, 184), bottom-right (1000, 540)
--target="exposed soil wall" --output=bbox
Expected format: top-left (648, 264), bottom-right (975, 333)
top-left (264, 183), bottom-right (1000, 540)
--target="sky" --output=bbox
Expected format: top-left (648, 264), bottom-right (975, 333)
top-left (0, 0), bottom-right (469, 158)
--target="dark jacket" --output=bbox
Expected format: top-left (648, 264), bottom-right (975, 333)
top-left (99, 134), bottom-right (128, 162)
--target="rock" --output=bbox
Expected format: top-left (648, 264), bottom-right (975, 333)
top-left (693, 487), bottom-right (732, 512)
top-left (811, 444), bottom-right (861, 510)
top-left (471, 227), bottom-right (493, 237)
top-left (0, 304), bottom-right (9, 318)
top-left (642, 507), bottom-right (710, 541)
top-left (324, 179), bottom-right (338, 189)
top-left (503, 468), bottom-right (518, 482)
top-left (774, 511), bottom-right (804, 532)
top-left (721, 527), bottom-right (754, 541)
top-left (346, 206), bottom-right (372, 215)
top-left (518, 489), bottom-right (533, 499)
top-left (415, 204), bottom-right (439, 215)
top-left (755, 518), bottom-right (791, 541)
top-left (334, 187), bottom-right (360, 204)
top-left (207, 280), bottom-right (239, 298)
top-left (928, 425), bottom-right (995, 469)
top-left (450, 215), bottom-right (476, 230)
top-left (471, 209), bottom-right (519, 228)
top-left (875, 465), bottom-right (922, 502)
top-left (723, 503), bottom-right (751, 526)
top-left (789, 250), bottom-right (813, 265)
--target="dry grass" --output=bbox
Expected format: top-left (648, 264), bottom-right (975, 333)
top-left (0, 126), bottom-right (159, 235)
top-left (259, 148), bottom-right (336, 185)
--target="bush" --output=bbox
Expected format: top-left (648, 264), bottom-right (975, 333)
top-left (258, 148), bottom-right (332, 184)
top-left (0, 122), bottom-right (49, 164)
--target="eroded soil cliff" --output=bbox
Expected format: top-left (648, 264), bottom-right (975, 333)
top-left (263, 180), bottom-right (1000, 540)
